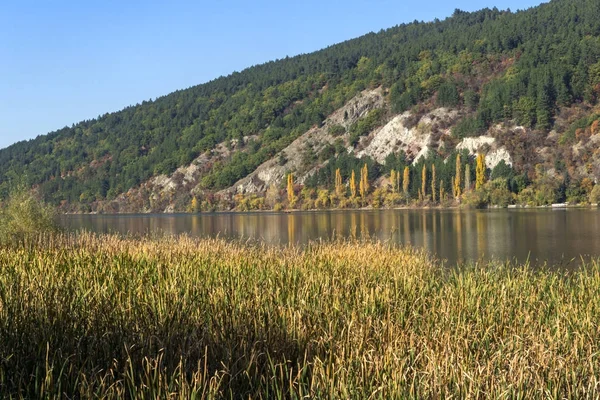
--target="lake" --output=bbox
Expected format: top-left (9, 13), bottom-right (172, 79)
top-left (62, 209), bottom-right (600, 267)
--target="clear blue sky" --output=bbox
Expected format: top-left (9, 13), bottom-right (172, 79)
top-left (0, 0), bottom-right (545, 150)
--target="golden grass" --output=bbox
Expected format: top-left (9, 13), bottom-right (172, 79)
top-left (0, 232), bottom-right (599, 398)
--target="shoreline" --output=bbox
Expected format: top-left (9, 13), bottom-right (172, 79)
top-left (63, 203), bottom-right (600, 215)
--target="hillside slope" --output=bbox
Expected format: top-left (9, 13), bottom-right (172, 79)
top-left (3, 0), bottom-right (600, 211)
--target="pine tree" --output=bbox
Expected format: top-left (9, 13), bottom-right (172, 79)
top-left (403, 166), bottom-right (410, 196)
top-left (350, 170), bottom-right (357, 198)
top-left (476, 154), bottom-right (486, 190)
top-left (536, 78), bottom-right (553, 131)
top-left (454, 154), bottom-right (462, 198)
top-left (431, 165), bottom-right (437, 203)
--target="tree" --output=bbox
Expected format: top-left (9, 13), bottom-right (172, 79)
top-left (437, 82), bottom-right (460, 107)
top-left (431, 165), bottom-right (437, 203)
top-left (360, 164), bottom-right (369, 199)
top-left (190, 196), bottom-right (199, 213)
top-left (350, 170), bottom-right (357, 198)
top-left (390, 169), bottom-right (397, 192)
top-left (536, 79), bottom-right (553, 130)
top-left (335, 168), bottom-right (344, 197)
top-left (513, 96), bottom-right (536, 127)
top-left (465, 164), bottom-right (471, 192)
top-left (287, 173), bottom-right (296, 205)
top-left (0, 185), bottom-right (58, 243)
top-left (589, 185), bottom-right (600, 204)
top-left (476, 154), bottom-right (486, 190)
top-left (454, 154), bottom-right (462, 198)
top-left (421, 164), bottom-right (427, 200)
top-left (403, 166), bottom-right (410, 196)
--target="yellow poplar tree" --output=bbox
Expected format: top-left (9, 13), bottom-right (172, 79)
top-left (390, 169), bottom-right (397, 192)
top-left (359, 164), bottom-right (369, 199)
top-left (190, 196), bottom-right (198, 213)
top-left (454, 154), bottom-right (462, 198)
top-left (421, 164), bottom-right (427, 199)
top-left (403, 166), bottom-right (410, 195)
top-left (431, 165), bottom-right (437, 203)
top-left (287, 173), bottom-right (296, 205)
top-left (465, 164), bottom-right (471, 192)
top-left (350, 170), bottom-right (357, 198)
top-left (439, 180), bottom-right (445, 201)
top-left (335, 168), bottom-right (344, 197)
top-left (363, 164), bottom-right (370, 194)
top-left (476, 154), bottom-right (486, 190)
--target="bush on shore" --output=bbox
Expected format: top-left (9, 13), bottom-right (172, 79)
top-left (0, 186), bottom-right (58, 243)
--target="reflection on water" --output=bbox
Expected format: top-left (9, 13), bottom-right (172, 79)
top-left (62, 209), bottom-right (600, 267)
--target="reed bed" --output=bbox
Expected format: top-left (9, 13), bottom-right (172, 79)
top-left (0, 232), bottom-right (599, 398)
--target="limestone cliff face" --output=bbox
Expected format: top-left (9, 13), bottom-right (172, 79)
top-left (357, 108), bottom-right (458, 165)
top-left (456, 136), bottom-right (512, 169)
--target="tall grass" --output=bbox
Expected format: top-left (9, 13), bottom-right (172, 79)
top-left (0, 233), bottom-right (599, 398)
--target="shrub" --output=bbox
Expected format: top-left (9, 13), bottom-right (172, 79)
top-left (462, 189), bottom-right (488, 209)
top-left (0, 186), bottom-right (58, 243)
top-left (349, 109), bottom-right (384, 145)
top-left (486, 178), bottom-right (513, 207)
top-left (328, 124), bottom-right (346, 137)
top-left (589, 185), bottom-right (600, 205)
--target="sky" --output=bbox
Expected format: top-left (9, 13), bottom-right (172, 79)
top-left (0, 0), bottom-right (546, 150)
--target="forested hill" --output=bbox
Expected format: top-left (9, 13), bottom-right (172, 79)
top-left (3, 0), bottom-right (600, 212)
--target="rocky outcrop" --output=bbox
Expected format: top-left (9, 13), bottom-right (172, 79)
top-left (358, 108), bottom-right (458, 164)
top-left (456, 136), bottom-right (513, 169)
top-left (225, 88), bottom-right (386, 194)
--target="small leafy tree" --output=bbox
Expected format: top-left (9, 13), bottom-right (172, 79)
top-left (589, 185), bottom-right (600, 204)
top-left (0, 185), bottom-right (58, 243)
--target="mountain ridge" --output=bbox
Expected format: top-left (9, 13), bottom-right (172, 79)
top-left (3, 0), bottom-right (600, 211)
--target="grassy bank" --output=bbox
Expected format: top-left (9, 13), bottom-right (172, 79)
top-left (0, 234), bottom-right (599, 398)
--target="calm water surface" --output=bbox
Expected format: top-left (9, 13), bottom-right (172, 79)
top-left (62, 209), bottom-right (600, 267)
